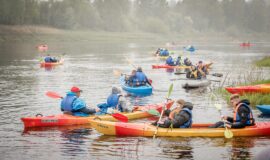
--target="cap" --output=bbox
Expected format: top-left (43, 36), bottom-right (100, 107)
top-left (71, 86), bottom-right (82, 93)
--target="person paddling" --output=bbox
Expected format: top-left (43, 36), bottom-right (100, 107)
top-left (97, 87), bottom-right (131, 114)
top-left (152, 99), bottom-right (193, 128)
top-left (125, 69), bottom-right (137, 87)
top-left (60, 86), bottom-right (99, 116)
top-left (209, 94), bottom-right (255, 128)
top-left (135, 67), bottom-right (151, 86)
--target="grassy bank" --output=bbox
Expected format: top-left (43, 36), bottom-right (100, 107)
top-left (216, 79), bottom-right (270, 107)
top-left (1, 25), bottom-right (270, 43)
top-left (255, 56), bottom-right (270, 67)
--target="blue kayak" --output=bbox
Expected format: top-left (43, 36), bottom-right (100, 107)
top-left (256, 105), bottom-right (270, 115)
top-left (184, 45), bottom-right (195, 52)
top-left (120, 76), bottom-right (152, 95)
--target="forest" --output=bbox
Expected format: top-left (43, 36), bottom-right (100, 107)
top-left (0, 0), bottom-right (269, 35)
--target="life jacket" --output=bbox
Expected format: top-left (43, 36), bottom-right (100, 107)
top-left (160, 49), bottom-right (169, 56)
top-left (179, 108), bottom-right (193, 128)
top-left (166, 56), bottom-right (174, 66)
top-left (61, 95), bottom-right (77, 112)
top-left (175, 58), bottom-right (181, 66)
top-left (44, 56), bottom-right (52, 63)
top-left (107, 94), bottom-right (123, 112)
top-left (135, 71), bottom-right (147, 85)
top-left (233, 103), bottom-right (255, 126)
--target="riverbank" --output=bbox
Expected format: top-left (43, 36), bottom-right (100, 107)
top-left (255, 56), bottom-right (270, 67)
top-left (1, 25), bottom-right (270, 44)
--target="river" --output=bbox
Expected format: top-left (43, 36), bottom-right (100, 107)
top-left (0, 40), bottom-right (270, 160)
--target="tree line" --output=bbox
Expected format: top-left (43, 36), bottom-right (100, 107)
top-left (0, 0), bottom-right (269, 35)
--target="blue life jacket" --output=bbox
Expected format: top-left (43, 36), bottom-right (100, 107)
top-left (166, 56), bottom-right (174, 66)
top-left (61, 94), bottom-right (77, 112)
top-left (175, 57), bottom-right (181, 66)
top-left (160, 50), bottom-right (169, 56)
top-left (179, 108), bottom-right (193, 128)
top-left (135, 71), bottom-right (147, 85)
top-left (44, 56), bottom-right (52, 62)
top-left (107, 94), bottom-right (123, 112)
top-left (234, 103), bottom-right (254, 125)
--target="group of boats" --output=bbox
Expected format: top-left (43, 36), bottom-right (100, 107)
top-left (21, 45), bottom-right (270, 138)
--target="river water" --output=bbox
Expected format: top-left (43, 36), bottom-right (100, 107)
top-left (0, 40), bottom-right (270, 160)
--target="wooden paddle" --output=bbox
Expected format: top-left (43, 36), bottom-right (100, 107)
top-left (153, 83), bottom-right (173, 138)
top-left (45, 91), bottom-right (129, 123)
top-left (215, 104), bottom-right (233, 139)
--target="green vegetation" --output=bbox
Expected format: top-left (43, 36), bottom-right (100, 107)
top-left (216, 79), bottom-right (270, 107)
top-left (255, 57), bottom-right (270, 67)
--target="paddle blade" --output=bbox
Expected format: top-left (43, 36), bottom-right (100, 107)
top-left (167, 83), bottom-right (173, 99)
top-left (112, 113), bottom-right (128, 123)
top-left (215, 104), bottom-right (222, 111)
top-left (225, 128), bottom-right (233, 138)
top-left (113, 70), bottom-right (122, 77)
top-left (148, 109), bottom-right (160, 116)
top-left (46, 91), bottom-right (62, 99)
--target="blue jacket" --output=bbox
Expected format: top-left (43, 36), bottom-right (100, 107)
top-left (44, 56), bottom-right (53, 62)
top-left (96, 94), bottom-right (123, 115)
top-left (160, 49), bottom-right (169, 56)
top-left (60, 91), bottom-right (88, 116)
top-left (166, 56), bottom-right (175, 66)
top-left (179, 108), bottom-right (193, 128)
top-left (135, 71), bottom-right (147, 85)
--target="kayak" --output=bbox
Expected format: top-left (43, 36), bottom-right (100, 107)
top-left (120, 76), bottom-right (152, 95)
top-left (37, 44), bottom-right (48, 52)
top-left (40, 59), bottom-right (64, 67)
top-left (21, 100), bottom-right (174, 128)
top-left (225, 84), bottom-right (270, 94)
top-left (152, 64), bottom-right (190, 69)
top-left (256, 105), bottom-right (270, 115)
top-left (240, 43), bottom-right (252, 47)
top-left (182, 79), bottom-right (211, 89)
top-left (184, 45), bottom-right (195, 52)
top-left (91, 121), bottom-right (270, 137)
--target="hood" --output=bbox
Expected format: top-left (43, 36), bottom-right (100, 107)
top-left (183, 102), bottom-right (193, 110)
top-left (240, 99), bottom-right (250, 105)
top-left (112, 86), bottom-right (121, 94)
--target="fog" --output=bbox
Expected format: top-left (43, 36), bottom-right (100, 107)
top-left (0, 0), bottom-right (270, 35)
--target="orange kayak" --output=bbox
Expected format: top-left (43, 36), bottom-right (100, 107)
top-left (21, 101), bottom-right (173, 128)
top-left (225, 84), bottom-right (270, 94)
top-left (91, 121), bottom-right (270, 137)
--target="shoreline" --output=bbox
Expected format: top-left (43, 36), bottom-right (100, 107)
top-left (1, 25), bottom-right (270, 43)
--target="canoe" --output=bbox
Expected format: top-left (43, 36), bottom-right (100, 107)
top-left (40, 59), bottom-right (64, 67)
top-left (225, 84), bottom-right (270, 94)
top-left (152, 64), bottom-right (190, 69)
top-left (182, 79), bottom-right (211, 89)
top-left (120, 76), bottom-right (152, 95)
top-left (256, 105), bottom-right (270, 115)
top-left (21, 100), bottom-right (174, 128)
top-left (91, 121), bottom-right (270, 137)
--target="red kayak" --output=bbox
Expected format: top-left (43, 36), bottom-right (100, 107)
top-left (21, 101), bottom-right (174, 128)
top-left (152, 64), bottom-right (190, 69)
top-left (225, 84), bottom-right (270, 94)
top-left (40, 59), bottom-right (64, 68)
top-left (240, 43), bottom-right (252, 47)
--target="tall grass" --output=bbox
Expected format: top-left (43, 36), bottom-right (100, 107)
top-left (255, 56), bottom-right (270, 67)
top-left (214, 68), bottom-right (270, 107)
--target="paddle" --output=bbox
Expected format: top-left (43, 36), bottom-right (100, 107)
top-left (46, 91), bottom-right (63, 99)
top-left (147, 109), bottom-right (161, 116)
top-left (153, 83), bottom-right (173, 138)
top-left (170, 78), bottom-right (221, 82)
top-left (215, 104), bottom-right (233, 139)
top-left (46, 91), bottom-right (129, 122)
